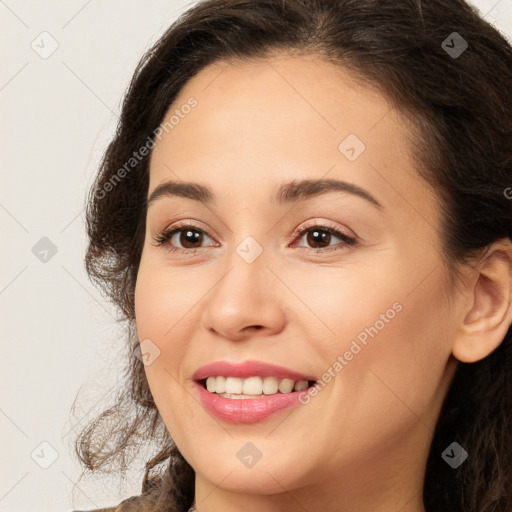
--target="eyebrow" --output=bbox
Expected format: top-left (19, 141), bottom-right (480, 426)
top-left (146, 178), bottom-right (383, 210)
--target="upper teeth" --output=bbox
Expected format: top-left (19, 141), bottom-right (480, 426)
top-left (205, 376), bottom-right (310, 396)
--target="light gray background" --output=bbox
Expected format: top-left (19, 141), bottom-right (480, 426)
top-left (1, 1), bottom-right (511, 511)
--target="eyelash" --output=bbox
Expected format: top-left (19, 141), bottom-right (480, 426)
top-left (152, 221), bottom-right (358, 255)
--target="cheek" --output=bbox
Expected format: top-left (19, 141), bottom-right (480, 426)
top-left (134, 258), bottom-right (201, 342)
top-left (134, 261), bottom-right (201, 440)
top-left (341, 267), bottom-right (454, 425)
top-left (288, 262), bottom-right (406, 362)
top-left (310, 261), bottom-right (453, 416)
top-left (133, 260), bottom-right (195, 405)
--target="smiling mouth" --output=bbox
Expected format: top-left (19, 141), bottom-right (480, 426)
top-left (200, 375), bottom-right (317, 399)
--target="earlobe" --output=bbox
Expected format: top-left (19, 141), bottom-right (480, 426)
top-left (452, 239), bottom-right (512, 363)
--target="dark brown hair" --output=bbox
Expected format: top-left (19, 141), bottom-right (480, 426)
top-left (75, 1), bottom-right (512, 511)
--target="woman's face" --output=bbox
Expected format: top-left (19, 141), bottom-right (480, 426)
top-left (135, 54), bottom-right (460, 507)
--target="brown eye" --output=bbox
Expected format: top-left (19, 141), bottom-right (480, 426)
top-left (153, 223), bottom-right (216, 253)
top-left (175, 228), bottom-right (204, 249)
top-left (305, 229), bottom-right (333, 249)
top-left (294, 225), bottom-right (357, 252)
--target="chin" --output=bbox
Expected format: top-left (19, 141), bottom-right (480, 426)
top-left (188, 441), bottom-right (312, 496)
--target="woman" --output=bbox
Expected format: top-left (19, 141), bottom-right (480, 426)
top-left (73, 0), bottom-right (512, 511)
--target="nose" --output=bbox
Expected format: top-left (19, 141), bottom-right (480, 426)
top-left (200, 245), bottom-right (287, 342)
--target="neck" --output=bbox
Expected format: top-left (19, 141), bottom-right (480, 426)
top-left (190, 492), bottom-right (426, 512)
top-left (191, 484), bottom-right (426, 512)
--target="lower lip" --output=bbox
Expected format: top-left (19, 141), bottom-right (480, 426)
top-left (195, 382), bottom-right (307, 424)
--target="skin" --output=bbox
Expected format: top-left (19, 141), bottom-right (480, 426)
top-left (134, 53), bottom-right (512, 512)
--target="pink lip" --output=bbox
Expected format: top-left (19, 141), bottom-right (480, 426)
top-left (194, 381), bottom-right (310, 424)
top-left (192, 360), bottom-right (316, 424)
top-left (192, 359), bottom-right (317, 382)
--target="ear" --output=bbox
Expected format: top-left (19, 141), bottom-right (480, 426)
top-left (452, 238), bottom-right (512, 363)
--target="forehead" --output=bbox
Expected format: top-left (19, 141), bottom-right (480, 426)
top-left (151, 54), bottom-right (403, 155)
top-left (147, 53), bottom-right (435, 221)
